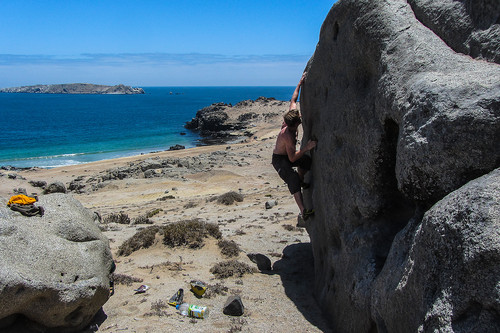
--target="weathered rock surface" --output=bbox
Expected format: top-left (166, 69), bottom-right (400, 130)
top-left (372, 169), bottom-right (500, 332)
top-left (0, 83), bottom-right (145, 94)
top-left (0, 194), bottom-right (113, 332)
top-left (185, 97), bottom-right (285, 144)
top-left (301, 0), bottom-right (500, 331)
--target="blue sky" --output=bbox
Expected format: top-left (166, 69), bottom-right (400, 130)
top-left (0, 1), bottom-right (335, 87)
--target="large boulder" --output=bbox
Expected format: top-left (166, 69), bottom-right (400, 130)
top-left (301, 0), bottom-right (500, 331)
top-left (372, 169), bottom-right (500, 332)
top-left (0, 193), bottom-right (113, 332)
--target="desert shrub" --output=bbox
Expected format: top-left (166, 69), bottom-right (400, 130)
top-left (229, 318), bottom-right (248, 332)
top-left (204, 282), bottom-right (229, 299)
top-left (282, 224), bottom-right (300, 232)
top-left (146, 208), bottom-right (162, 218)
top-left (162, 219), bottom-right (221, 248)
top-left (217, 191), bottom-right (244, 205)
top-left (210, 260), bottom-right (256, 279)
top-left (131, 215), bottom-right (153, 225)
top-left (118, 226), bottom-right (160, 256)
top-left (112, 273), bottom-right (143, 286)
top-left (217, 239), bottom-right (241, 257)
top-left (145, 300), bottom-right (171, 317)
top-left (183, 201), bottom-right (198, 209)
top-left (104, 212), bottom-right (131, 224)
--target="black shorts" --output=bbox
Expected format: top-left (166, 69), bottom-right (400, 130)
top-left (272, 154), bottom-right (311, 194)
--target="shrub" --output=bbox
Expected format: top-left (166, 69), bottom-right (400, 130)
top-left (217, 239), bottom-right (241, 257)
top-left (131, 215), bottom-right (153, 225)
top-left (146, 208), bottom-right (162, 218)
top-left (104, 212), bottom-right (131, 224)
top-left (112, 273), bottom-right (143, 286)
top-left (162, 219), bottom-right (221, 248)
top-left (118, 226), bottom-right (160, 256)
top-left (217, 191), bottom-right (244, 205)
top-left (210, 260), bottom-right (256, 279)
top-left (145, 300), bottom-right (171, 317)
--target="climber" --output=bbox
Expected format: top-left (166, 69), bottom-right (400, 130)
top-left (272, 72), bottom-right (316, 220)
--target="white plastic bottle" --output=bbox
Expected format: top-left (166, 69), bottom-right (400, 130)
top-left (176, 303), bottom-right (189, 316)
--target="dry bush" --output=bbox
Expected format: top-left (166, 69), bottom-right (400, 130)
top-left (217, 191), bottom-right (244, 205)
top-left (210, 260), bottom-right (257, 279)
top-left (183, 201), bottom-right (198, 209)
top-left (104, 212), bottom-right (130, 224)
top-left (146, 208), bottom-right (162, 218)
top-left (282, 224), bottom-right (300, 232)
top-left (228, 318), bottom-right (248, 332)
top-left (162, 219), bottom-right (222, 248)
top-left (131, 215), bottom-right (153, 225)
top-left (217, 239), bottom-right (241, 257)
top-left (118, 226), bottom-right (160, 256)
top-left (204, 282), bottom-right (229, 299)
top-left (112, 273), bottom-right (143, 286)
top-left (145, 300), bottom-right (171, 317)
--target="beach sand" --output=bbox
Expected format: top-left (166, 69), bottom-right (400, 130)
top-left (0, 102), bottom-right (332, 332)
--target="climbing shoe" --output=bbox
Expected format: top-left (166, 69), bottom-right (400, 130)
top-left (303, 209), bottom-right (315, 220)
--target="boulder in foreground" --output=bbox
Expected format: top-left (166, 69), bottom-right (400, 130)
top-left (0, 193), bottom-right (114, 332)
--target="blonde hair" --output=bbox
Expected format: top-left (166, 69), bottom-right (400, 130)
top-left (284, 109), bottom-right (301, 127)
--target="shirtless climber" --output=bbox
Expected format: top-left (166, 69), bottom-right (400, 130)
top-left (272, 72), bottom-right (317, 220)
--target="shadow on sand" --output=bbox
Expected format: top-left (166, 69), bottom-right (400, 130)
top-left (260, 242), bottom-right (333, 332)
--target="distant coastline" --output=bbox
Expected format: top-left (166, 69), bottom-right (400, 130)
top-left (0, 83), bottom-right (145, 94)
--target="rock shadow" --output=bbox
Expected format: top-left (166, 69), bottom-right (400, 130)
top-left (262, 243), bottom-right (333, 332)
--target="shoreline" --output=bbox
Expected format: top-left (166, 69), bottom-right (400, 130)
top-left (0, 96), bottom-right (333, 332)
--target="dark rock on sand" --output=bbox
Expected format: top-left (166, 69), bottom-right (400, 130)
top-left (43, 181), bottom-right (67, 194)
top-left (223, 295), bottom-right (245, 316)
top-left (301, 0), bottom-right (500, 332)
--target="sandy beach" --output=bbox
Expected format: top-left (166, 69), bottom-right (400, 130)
top-left (0, 101), bottom-right (332, 333)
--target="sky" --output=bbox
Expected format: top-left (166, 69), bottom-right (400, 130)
top-left (0, 1), bottom-right (336, 87)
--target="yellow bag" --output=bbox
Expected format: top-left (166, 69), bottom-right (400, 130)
top-left (7, 194), bottom-right (37, 206)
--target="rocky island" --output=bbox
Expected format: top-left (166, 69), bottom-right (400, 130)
top-left (0, 83), bottom-right (145, 94)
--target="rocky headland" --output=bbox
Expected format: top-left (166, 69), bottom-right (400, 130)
top-left (0, 83), bottom-right (145, 94)
top-left (185, 97), bottom-right (286, 144)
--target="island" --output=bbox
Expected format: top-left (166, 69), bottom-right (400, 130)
top-left (0, 83), bottom-right (145, 94)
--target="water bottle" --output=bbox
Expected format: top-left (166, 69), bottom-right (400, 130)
top-left (176, 303), bottom-right (209, 319)
top-left (176, 303), bottom-right (189, 316)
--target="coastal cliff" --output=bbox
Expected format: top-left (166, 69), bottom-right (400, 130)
top-left (0, 83), bottom-right (145, 94)
top-left (301, 0), bottom-right (500, 332)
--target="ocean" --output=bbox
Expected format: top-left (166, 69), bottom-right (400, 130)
top-left (0, 86), bottom-right (293, 168)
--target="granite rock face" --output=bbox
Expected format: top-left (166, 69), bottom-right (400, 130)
top-left (0, 83), bottom-right (145, 94)
top-left (0, 194), bottom-right (113, 332)
top-left (301, 0), bottom-right (500, 331)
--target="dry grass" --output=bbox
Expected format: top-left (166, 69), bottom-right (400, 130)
top-left (104, 212), bottom-right (131, 224)
top-left (144, 300), bottom-right (171, 317)
top-left (217, 239), bottom-right (241, 257)
top-left (216, 191), bottom-right (244, 205)
top-left (117, 226), bottom-right (160, 256)
top-left (162, 219), bottom-right (222, 248)
top-left (210, 260), bottom-right (257, 279)
top-left (112, 273), bottom-right (143, 286)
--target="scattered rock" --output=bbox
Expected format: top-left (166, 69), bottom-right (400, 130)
top-left (265, 200), bottom-right (278, 209)
top-left (223, 296), bottom-right (245, 316)
top-left (247, 253), bottom-right (272, 271)
top-left (28, 180), bottom-right (47, 188)
top-left (43, 181), bottom-right (67, 194)
top-left (168, 144), bottom-right (185, 151)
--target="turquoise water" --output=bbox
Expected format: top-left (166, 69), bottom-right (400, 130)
top-left (0, 87), bottom-right (293, 168)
